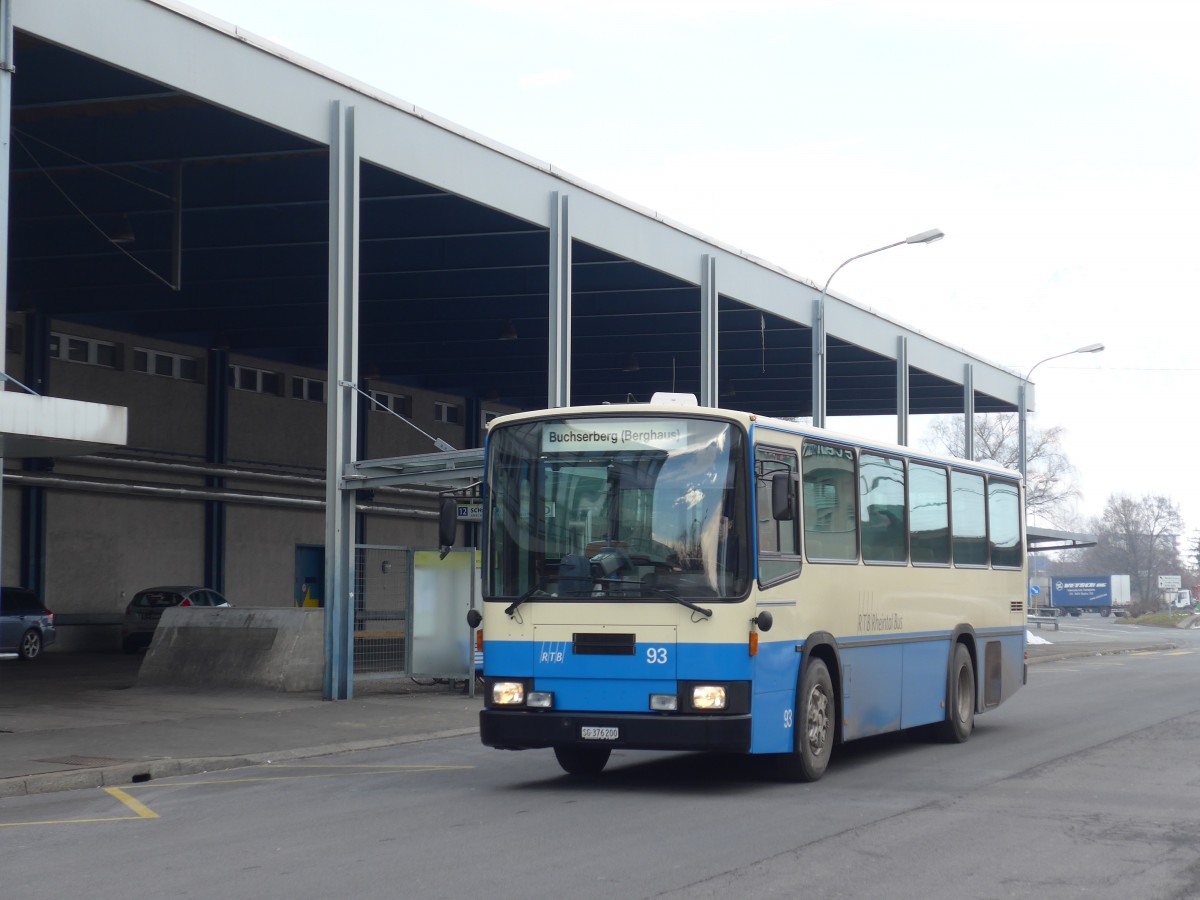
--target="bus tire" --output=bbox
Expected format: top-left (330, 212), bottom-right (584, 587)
top-left (937, 642), bottom-right (975, 744)
top-left (553, 745), bottom-right (611, 776)
top-left (780, 658), bottom-right (834, 782)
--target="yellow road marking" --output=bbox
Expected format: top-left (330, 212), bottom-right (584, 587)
top-left (0, 814), bottom-right (145, 827)
top-left (0, 788), bottom-right (158, 828)
top-left (0, 762), bottom-right (471, 827)
top-left (105, 787), bottom-right (159, 819)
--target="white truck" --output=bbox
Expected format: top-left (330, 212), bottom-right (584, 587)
top-left (1166, 589), bottom-right (1195, 610)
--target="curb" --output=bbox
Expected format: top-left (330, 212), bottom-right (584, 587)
top-left (1026, 642), bottom-right (1179, 665)
top-left (0, 725), bottom-right (480, 799)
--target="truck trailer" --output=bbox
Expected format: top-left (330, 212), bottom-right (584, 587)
top-left (1048, 575), bottom-right (1131, 617)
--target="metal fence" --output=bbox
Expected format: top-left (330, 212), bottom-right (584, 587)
top-left (354, 545), bottom-right (411, 680)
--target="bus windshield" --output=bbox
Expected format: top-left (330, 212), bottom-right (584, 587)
top-left (485, 416), bottom-right (749, 601)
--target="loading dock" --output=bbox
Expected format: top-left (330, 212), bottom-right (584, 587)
top-left (3, 0), bottom-right (1027, 698)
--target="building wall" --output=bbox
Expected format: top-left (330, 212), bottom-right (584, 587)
top-left (1, 314), bottom-right (506, 650)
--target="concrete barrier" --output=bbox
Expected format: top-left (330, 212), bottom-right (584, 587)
top-left (139, 607), bottom-right (324, 692)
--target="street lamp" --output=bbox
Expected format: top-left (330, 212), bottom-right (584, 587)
top-left (811, 229), bottom-right (944, 428)
top-left (1018, 342), bottom-right (1104, 479)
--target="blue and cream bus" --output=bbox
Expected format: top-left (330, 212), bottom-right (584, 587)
top-left (445, 397), bottom-right (1027, 781)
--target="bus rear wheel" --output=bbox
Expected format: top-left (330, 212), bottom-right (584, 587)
top-left (780, 658), bottom-right (834, 782)
top-left (937, 642), bottom-right (975, 743)
top-left (554, 745), bottom-right (611, 776)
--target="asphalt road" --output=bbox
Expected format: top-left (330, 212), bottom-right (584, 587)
top-left (4, 624), bottom-right (1200, 900)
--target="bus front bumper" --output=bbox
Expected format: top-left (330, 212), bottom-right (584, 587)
top-left (479, 709), bottom-right (752, 754)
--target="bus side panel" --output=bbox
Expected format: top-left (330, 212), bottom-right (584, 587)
top-left (749, 639), bottom-right (800, 754)
top-left (840, 643), bottom-right (903, 740)
top-left (901, 638), bottom-right (953, 729)
top-left (978, 630), bottom-right (1026, 707)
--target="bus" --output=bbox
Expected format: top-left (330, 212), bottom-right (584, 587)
top-left (443, 396), bottom-right (1027, 781)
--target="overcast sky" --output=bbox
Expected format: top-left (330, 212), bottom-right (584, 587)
top-left (186, 0), bottom-right (1199, 542)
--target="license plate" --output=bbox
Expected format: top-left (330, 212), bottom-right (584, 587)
top-left (581, 726), bottom-right (618, 741)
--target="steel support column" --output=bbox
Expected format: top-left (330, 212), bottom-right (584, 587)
top-left (204, 346), bottom-right (229, 593)
top-left (962, 364), bottom-right (975, 461)
top-left (896, 336), bottom-right (909, 446)
top-left (18, 313), bottom-right (48, 596)
top-left (1018, 382), bottom-right (1030, 480)
top-left (0, 0), bottom-right (11, 590)
top-left (325, 101), bottom-right (359, 700)
top-left (811, 296), bottom-right (826, 427)
top-left (700, 255), bottom-right (718, 407)
top-left (548, 191), bottom-right (570, 408)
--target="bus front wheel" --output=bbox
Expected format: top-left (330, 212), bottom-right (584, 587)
top-left (780, 658), bottom-right (834, 782)
top-left (554, 744), bottom-right (611, 776)
top-left (937, 643), bottom-right (975, 744)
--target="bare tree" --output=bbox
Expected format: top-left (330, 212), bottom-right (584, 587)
top-left (1074, 494), bottom-right (1185, 611)
top-left (923, 413), bottom-right (1079, 525)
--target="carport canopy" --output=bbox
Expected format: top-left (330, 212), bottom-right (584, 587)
top-left (6, 0), bottom-right (1025, 429)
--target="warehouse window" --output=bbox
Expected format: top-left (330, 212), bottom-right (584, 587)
top-left (291, 376), bottom-right (326, 403)
top-left (133, 348), bottom-right (198, 381)
top-left (50, 332), bottom-right (117, 368)
top-left (369, 390), bottom-right (412, 417)
top-left (434, 401), bottom-right (461, 425)
top-left (229, 364), bottom-right (281, 395)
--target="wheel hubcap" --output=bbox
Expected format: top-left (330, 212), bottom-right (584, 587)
top-left (806, 685), bottom-right (829, 756)
top-left (955, 668), bottom-right (971, 720)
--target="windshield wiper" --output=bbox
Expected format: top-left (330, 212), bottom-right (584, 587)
top-left (649, 586), bottom-right (712, 620)
top-left (504, 578), bottom-right (551, 617)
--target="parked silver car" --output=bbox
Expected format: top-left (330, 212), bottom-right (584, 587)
top-left (1, 587), bottom-right (57, 660)
top-left (121, 586), bottom-right (231, 653)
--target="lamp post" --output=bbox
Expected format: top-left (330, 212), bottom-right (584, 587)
top-left (811, 229), bottom-right (944, 428)
top-left (1018, 342), bottom-right (1104, 479)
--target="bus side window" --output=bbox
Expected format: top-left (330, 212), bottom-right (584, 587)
top-left (755, 445), bottom-right (801, 585)
top-left (802, 441), bottom-right (857, 561)
top-left (909, 463), bottom-right (950, 565)
top-left (988, 478), bottom-right (1022, 568)
top-left (860, 454), bottom-right (906, 564)
top-left (951, 470), bottom-right (987, 567)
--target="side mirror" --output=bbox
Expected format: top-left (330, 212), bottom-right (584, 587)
top-left (771, 470), bottom-right (794, 520)
top-left (438, 497), bottom-right (458, 558)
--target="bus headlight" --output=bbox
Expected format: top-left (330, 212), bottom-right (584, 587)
top-left (649, 694), bottom-right (678, 711)
top-left (491, 681), bottom-right (526, 705)
top-left (527, 691), bottom-right (554, 708)
top-left (691, 685), bottom-right (727, 710)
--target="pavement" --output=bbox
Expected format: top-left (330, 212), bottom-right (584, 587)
top-left (0, 634), bottom-right (1184, 799)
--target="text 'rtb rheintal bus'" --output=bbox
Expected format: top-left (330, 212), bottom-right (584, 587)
top-left (442, 394), bottom-right (1027, 781)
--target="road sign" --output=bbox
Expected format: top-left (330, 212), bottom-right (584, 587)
top-left (1158, 575), bottom-right (1182, 590)
top-left (456, 501), bottom-right (483, 522)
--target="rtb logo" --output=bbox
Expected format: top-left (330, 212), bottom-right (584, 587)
top-left (539, 642), bottom-right (567, 664)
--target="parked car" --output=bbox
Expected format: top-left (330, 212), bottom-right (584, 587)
top-left (121, 586), bottom-right (231, 653)
top-left (1, 586), bottom-right (56, 660)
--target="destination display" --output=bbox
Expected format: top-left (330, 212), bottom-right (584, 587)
top-left (542, 420), bottom-right (689, 453)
